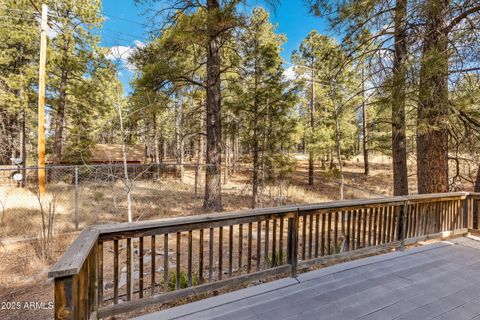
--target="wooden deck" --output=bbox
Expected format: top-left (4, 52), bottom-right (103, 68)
top-left (136, 238), bottom-right (480, 320)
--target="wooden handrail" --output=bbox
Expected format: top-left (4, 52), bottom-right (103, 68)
top-left (49, 191), bottom-right (477, 319)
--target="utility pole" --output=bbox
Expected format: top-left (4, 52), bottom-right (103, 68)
top-left (38, 4), bottom-right (48, 194)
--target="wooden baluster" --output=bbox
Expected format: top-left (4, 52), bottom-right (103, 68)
top-left (229, 225), bottom-right (233, 277)
top-left (356, 209), bottom-right (361, 249)
top-left (188, 230), bottom-right (193, 286)
top-left (395, 205), bottom-right (400, 241)
top-left (139, 237), bottom-right (144, 298)
top-left (415, 204), bottom-right (420, 237)
top-left (440, 201), bottom-right (445, 232)
top-left (308, 215), bottom-right (313, 259)
top-left (346, 211), bottom-right (351, 251)
top-left (218, 227), bottom-right (223, 280)
top-left (386, 207), bottom-right (392, 242)
top-left (417, 204), bottom-right (423, 236)
top-left (321, 213), bottom-right (326, 255)
top-left (151, 235), bottom-right (155, 296)
top-left (424, 203), bottom-right (429, 236)
top-left (410, 204), bottom-right (416, 238)
top-left (378, 207), bottom-right (384, 245)
top-left (448, 200), bottom-right (453, 231)
top-left (452, 200), bottom-right (456, 230)
top-left (445, 201), bottom-right (449, 231)
top-left (127, 238), bottom-right (132, 301)
top-left (458, 199), bottom-right (462, 230)
top-left (361, 209), bottom-right (367, 248)
top-left (248, 222), bottom-right (252, 273)
top-left (350, 210), bottom-right (357, 250)
top-left (272, 219), bottom-right (277, 267)
top-left (334, 211), bottom-right (339, 254)
top-left (176, 232), bottom-right (181, 290)
top-left (209, 228), bottom-right (214, 282)
top-left (238, 224), bottom-right (243, 270)
top-left (264, 219), bottom-right (270, 269)
top-left (257, 221), bottom-right (261, 271)
top-left (373, 207), bottom-right (378, 245)
top-left (438, 201), bottom-right (451, 232)
top-left (98, 242), bottom-right (103, 307)
top-left (391, 205), bottom-right (395, 242)
top-left (408, 204), bottom-right (413, 237)
top-left (113, 240), bottom-right (119, 304)
top-left (315, 213), bottom-right (320, 257)
top-left (449, 201), bottom-right (454, 231)
top-left (396, 205), bottom-right (401, 241)
top-left (163, 234), bottom-right (168, 290)
top-left (394, 206), bottom-right (399, 241)
top-left (328, 212), bottom-right (332, 255)
top-left (383, 207), bottom-right (388, 244)
top-left (199, 229), bottom-right (204, 284)
top-left (279, 218), bottom-right (284, 264)
top-left (368, 208), bottom-right (373, 247)
top-left (301, 215), bottom-right (306, 260)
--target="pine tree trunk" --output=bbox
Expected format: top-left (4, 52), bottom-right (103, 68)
top-left (203, 0), bottom-right (222, 211)
top-left (391, 0), bottom-right (409, 195)
top-left (252, 50), bottom-right (260, 209)
top-left (308, 57), bottom-right (315, 185)
top-left (334, 100), bottom-right (344, 200)
top-left (361, 64), bottom-right (369, 176)
top-left (416, 0), bottom-right (449, 194)
top-left (252, 125), bottom-right (259, 209)
top-left (53, 71), bottom-right (68, 164)
top-left (153, 112), bottom-right (160, 164)
top-left (20, 107), bottom-right (26, 188)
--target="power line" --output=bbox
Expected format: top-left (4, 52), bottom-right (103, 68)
top-left (27, 0), bottom-right (53, 29)
top-left (103, 14), bottom-right (147, 27)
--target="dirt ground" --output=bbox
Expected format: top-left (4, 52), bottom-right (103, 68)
top-left (0, 154), bottom-right (473, 319)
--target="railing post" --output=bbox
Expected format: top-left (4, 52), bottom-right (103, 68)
top-left (398, 200), bottom-right (408, 251)
top-left (287, 209), bottom-right (299, 277)
top-left (54, 275), bottom-right (75, 319)
top-left (463, 195), bottom-right (471, 230)
top-left (469, 194), bottom-right (477, 230)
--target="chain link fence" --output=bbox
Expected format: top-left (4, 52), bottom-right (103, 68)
top-left (0, 161), bottom-right (379, 242)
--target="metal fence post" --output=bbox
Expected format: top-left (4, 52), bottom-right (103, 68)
top-left (75, 165), bottom-right (79, 230)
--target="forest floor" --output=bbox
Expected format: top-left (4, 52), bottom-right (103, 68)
top-left (0, 154), bottom-right (426, 320)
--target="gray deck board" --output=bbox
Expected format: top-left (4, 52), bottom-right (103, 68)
top-left (135, 240), bottom-right (480, 320)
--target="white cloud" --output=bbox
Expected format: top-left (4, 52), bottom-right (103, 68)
top-left (107, 41), bottom-right (145, 71)
top-left (133, 40), bottom-right (145, 48)
top-left (107, 45), bottom-right (133, 62)
top-left (283, 66), bottom-right (297, 81)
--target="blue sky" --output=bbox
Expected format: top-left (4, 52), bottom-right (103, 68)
top-left (100, 0), bottom-right (330, 93)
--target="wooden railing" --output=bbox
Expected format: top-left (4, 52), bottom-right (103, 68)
top-left (49, 192), bottom-right (480, 319)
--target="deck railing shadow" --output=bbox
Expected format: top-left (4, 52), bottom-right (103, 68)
top-left (48, 192), bottom-right (480, 319)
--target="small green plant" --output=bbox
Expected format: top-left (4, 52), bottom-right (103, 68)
top-left (268, 251), bottom-right (286, 267)
top-left (92, 191), bottom-right (104, 203)
top-left (167, 270), bottom-right (199, 291)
